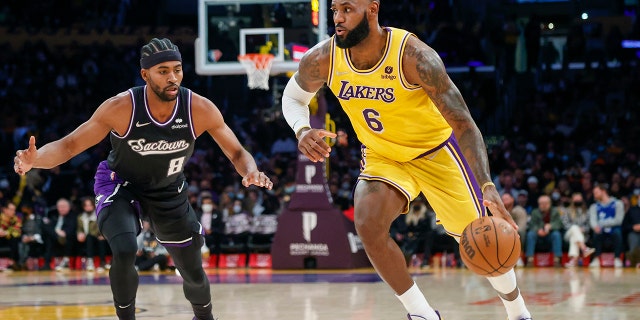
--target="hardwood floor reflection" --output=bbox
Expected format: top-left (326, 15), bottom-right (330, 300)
top-left (0, 266), bottom-right (638, 319)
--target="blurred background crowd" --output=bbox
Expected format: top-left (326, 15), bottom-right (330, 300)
top-left (0, 0), bottom-right (639, 271)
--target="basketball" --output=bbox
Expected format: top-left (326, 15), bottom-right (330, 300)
top-left (459, 216), bottom-right (521, 276)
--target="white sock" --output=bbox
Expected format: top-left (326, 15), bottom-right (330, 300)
top-left (486, 270), bottom-right (531, 320)
top-left (500, 293), bottom-right (530, 320)
top-left (396, 282), bottom-right (439, 320)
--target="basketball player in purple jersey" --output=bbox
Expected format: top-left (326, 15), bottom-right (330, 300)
top-left (14, 38), bottom-right (273, 320)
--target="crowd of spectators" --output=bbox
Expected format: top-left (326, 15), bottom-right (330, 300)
top-left (0, 0), bottom-right (639, 271)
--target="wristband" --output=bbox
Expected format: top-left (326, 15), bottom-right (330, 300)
top-left (481, 181), bottom-right (495, 193)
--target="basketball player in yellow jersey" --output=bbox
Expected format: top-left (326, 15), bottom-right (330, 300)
top-left (282, 1), bottom-right (533, 320)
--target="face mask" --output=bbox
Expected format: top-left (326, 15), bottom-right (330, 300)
top-left (202, 204), bottom-right (213, 213)
top-left (233, 205), bottom-right (242, 213)
top-left (413, 204), bottom-right (423, 212)
top-left (284, 186), bottom-right (295, 194)
top-left (236, 193), bottom-right (245, 200)
top-left (573, 201), bottom-right (583, 207)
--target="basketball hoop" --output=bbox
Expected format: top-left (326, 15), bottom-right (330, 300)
top-left (238, 53), bottom-right (275, 90)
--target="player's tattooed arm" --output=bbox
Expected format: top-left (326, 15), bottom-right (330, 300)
top-left (404, 36), bottom-right (491, 184)
top-left (296, 39), bottom-right (332, 93)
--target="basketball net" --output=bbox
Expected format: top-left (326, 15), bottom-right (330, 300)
top-left (238, 53), bottom-right (275, 90)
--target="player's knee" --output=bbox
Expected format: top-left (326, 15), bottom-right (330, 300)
top-left (109, 233), bottom-right (138, 262)
top-left (353, 218), bottom-right (387, 244)
top-left (112, 246), bottom-right (137, 261)
top-left (353, 216), bottom-right (372, 238)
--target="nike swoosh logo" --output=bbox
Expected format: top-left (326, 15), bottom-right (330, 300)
top-left (336, 71), bottom-right (350, 76)
top-left (178, 181), bottom-right (185, 193)
top-left (135, 121), bottom-right (151, 127)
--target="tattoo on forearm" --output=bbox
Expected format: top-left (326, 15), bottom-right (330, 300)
top-left (407, 42), bottom-right (492, 182)
top-left (409, 46), bottom-right (466, 120)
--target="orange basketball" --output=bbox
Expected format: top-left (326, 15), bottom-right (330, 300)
top-left (459, 216), bottom-right (521, 276)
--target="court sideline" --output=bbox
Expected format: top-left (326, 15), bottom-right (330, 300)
top-left (0, 267), bottom-right (638, 320)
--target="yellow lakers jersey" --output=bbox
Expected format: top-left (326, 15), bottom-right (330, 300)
top-left (327, 27), bottom-right (453, 162)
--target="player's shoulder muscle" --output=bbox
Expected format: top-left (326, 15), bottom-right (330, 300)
top-left (297, 38), bottom-right (332, 89)
top-left (401, 35), bottom-right (446, 87)
top-left (190, 91), bottom-right (218, 114)
top-left (99, 91), bottom-right (132, 113)
top-left (92, 90), bottom-right (133, 130)
top-left (189, 91), bottom-right (224, 136)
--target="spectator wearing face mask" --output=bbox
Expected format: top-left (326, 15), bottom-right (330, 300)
top-left (197, 192), bottom-right (224, 254)
top-left (219, 199), bottom-right (252, 257)
top-left (561, 193), bottom-right (594, 267)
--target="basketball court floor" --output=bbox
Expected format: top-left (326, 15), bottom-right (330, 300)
top-left (0, 266), bottom-right (638, 320)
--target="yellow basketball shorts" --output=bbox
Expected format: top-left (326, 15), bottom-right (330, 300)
top-left (359, 134), bottom-right (486, 237)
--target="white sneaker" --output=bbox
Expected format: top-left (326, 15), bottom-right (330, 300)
top-left (589, 257), bottom-right (600, 268)
top-left (565, 258), bottom-right (577, 268)
top-left (86, 258), bottom-right (95, 271)
top-left (55, 258), bottom-right (70, 272)
top-left (614, 258), bottom-right (623, 268)
top-left (515, 258), bottom-right (524, 267)
top-left (583, 247), bottom-right (595, 258)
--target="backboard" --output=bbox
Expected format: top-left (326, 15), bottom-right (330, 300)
top-left (196, 0), bottom-right (328, 76)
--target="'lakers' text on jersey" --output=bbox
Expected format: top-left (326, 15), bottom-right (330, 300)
top-left (327, 27), bottom-right (452, 162)
top-left (107, 86), bottom-right (196, 188)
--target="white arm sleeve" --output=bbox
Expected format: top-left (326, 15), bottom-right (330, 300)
top-left (282, 73), bottom-right (316, 136)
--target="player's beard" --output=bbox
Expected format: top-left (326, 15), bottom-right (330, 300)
top-left (148, 79), bottom-right (179, 102)
top-left (335, 12), bottom-right (369, 49)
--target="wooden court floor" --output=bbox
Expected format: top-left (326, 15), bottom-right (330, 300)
top-left (0, 266), bottom-right (638, 320)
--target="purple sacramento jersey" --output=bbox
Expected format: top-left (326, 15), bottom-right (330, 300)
top-left (106, 85), bottom-right (196, 189)
top-left (93, 86), bottom-right (202, 245)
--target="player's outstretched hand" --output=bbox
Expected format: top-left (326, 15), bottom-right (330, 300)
top-left (297, 128), bottom-right (337, 163)
top-left (242, 171), bottom-right (273, 190)
top-left (482, 186), bottom-right (518, 231)
top-left (14, 136), bottom-right (37, 176)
